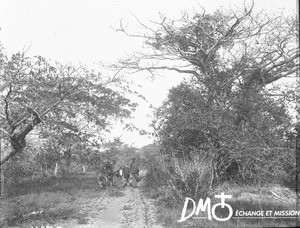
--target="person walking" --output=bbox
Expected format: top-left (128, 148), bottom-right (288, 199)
top-left (104, 160), bottom-right (116, 186)
top-left (129, 158), bottom-right (139, 187)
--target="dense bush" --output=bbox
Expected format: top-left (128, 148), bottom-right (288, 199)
top-left (143, 79), bottom-right (295, 206)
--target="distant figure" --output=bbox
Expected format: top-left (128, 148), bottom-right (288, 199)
top-left (97, 174), bottom-right (109, 189)
top-left (103, 160), bottom-right (116, 186)
top-left (116, 165), bottom-right (131, 186)
top-left (129, 158), bottom-right (139, 186)
top-left (130, 158), bottom-right (139, 175)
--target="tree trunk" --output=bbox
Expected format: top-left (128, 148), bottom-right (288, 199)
top-left (0, 138), bottom-right (5, 198)
top-left (54, 163), bottom-right (59, 177)
top-left (0, 172), bottom-right (4, 198)
top-left (1, 111), bottom-right (42, 165)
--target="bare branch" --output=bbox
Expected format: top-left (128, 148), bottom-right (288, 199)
top-left (116, 19), bottom-right (153, 40)
top-left (3, 83), bottom-right (12, 126)
top-left (0, 127), bottom-right (9, 135)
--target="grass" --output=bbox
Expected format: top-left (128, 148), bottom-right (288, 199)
top-left (6, 172), bottom-right (99, 197)
top-left (1, 170), bottom-right (298, 228)
top-left (0, 172), bottom-right (104, 228)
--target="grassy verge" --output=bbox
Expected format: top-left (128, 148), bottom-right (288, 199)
top-left (0, 172), bottom-right (106, 228)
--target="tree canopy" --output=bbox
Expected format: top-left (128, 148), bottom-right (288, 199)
top-left (118, 3), bottom-right (298, 87)
top-left (0, 49), bottom-right (137, 165)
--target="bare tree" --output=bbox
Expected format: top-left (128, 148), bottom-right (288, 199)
top-left (116, 2), bottom-right (299, 91)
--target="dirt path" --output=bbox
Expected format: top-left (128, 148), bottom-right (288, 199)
top-left (59, 187), bottom-right (163, 228)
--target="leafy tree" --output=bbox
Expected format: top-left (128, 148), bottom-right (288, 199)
top-left (154, 80), bottom-right (293, 182)
top-left (101, 139), bottom-right (140, 166)
top-left (0, 49), bottom-right (137, 166)
top-left (139, 143), bottom-right (160, 165)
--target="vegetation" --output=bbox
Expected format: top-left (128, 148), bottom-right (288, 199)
top-left (0, 173), bottom-right (114, 227)
top-left (119, 2), bottom-right (299, 227)
top-left (0, 1), bottom-right (299, 228)
top-left (0, 42), bottom-right (139, 195)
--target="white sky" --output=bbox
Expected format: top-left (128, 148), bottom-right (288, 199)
top-left (0, 0), bottom-right (297, 147)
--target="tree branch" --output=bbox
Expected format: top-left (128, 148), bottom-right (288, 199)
top-left (3, 83), bottom-right (13, 126)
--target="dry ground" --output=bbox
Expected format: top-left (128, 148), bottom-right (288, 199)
top-left (57, 187), bottom-right (163, 228)
top-left (0, 172), bottom-right (163, 228)
top-left (1, 171), bottom-right (299, 228)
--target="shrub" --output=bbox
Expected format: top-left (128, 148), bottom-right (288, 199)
top-left (143, 151), bottom-right (214, 207)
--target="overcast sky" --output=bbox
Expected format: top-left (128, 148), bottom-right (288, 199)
top-left (0, 0), bottom-right (297, 147)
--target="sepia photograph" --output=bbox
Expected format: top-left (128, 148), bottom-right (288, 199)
top-left (0, 0), bottom-right (299, 227)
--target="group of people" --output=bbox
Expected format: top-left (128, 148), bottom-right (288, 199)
top-left (98, 158), bottom-right (139, 188)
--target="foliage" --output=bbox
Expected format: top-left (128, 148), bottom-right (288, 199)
top-left (0, 46), bottom-right (139, 190)
top-left (0, 49), bottom-right (137, 166)
top-left (154, 80), bottom-right (293, 185)
top-left (103, 141), bottom-right (140, 166)
top-left (139, 143), bottom-right (160, 168)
